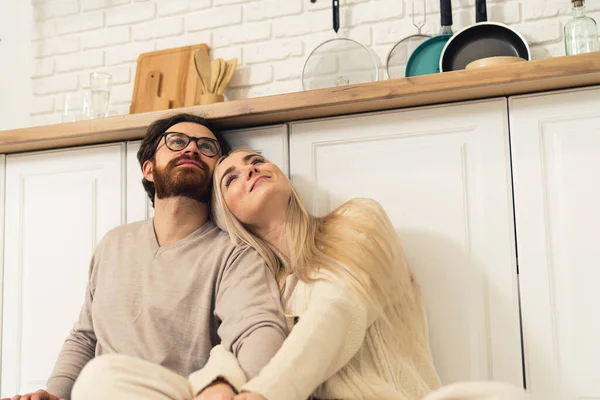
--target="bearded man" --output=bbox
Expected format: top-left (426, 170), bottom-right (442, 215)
top-left (5, 114), bottom-right (286, 400)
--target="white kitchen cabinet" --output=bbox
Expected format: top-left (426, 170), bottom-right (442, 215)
top-left (1, 144), bottom-right (125, 397)
top-left (290, 98), bottom-right (523, 386)
top-left (0, 154), bottom-right (6, 373)
top-left (222, 125), bottom-right (289, 177)
top-left (126, 141), bottom-right (154, 223)
top-left (510, 86), bottom-right (600, 400)
top-left (126, 125), bottom-right (289, 223)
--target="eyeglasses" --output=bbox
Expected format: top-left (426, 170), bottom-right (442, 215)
top-left (159, 132), bottom-right (221, 157)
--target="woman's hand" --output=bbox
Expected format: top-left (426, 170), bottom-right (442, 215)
top-left (1, 389), bottom-right (65, 400)
top-left (234, 392), bottom-right (267, 400)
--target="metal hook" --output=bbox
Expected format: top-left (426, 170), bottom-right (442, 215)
top-left (412, 0), bottom-right (427, 34)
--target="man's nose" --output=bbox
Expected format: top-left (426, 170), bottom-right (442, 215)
top-left (183, 140), bottom-right (201, 156)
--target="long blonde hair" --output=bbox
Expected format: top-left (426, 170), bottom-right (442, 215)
top-left (212, 151), bottom-right (427, 337)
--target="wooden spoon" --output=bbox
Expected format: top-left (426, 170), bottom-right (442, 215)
top-left (216, 62), bottom-right (228, 95)
top-left (210, 59), bottom-right (221, 94)
top-left (194, 49), bottom-right (211, 94)
top-left (218, 58), bottom-right (238, 95)
top-left (217, 58), bottom-right (227, 93)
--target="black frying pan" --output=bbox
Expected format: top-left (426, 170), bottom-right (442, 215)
top-left (439, 0), bottom-right (530, 72)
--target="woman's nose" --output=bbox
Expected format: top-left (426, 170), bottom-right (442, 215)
top-left (244, 164), bottom-right (259, 179)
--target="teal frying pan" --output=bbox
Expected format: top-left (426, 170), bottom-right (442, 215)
top-left (405, 0), bottom-right (453, 77)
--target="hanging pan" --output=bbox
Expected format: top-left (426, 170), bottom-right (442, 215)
top-left (301, 0), bottom-right (379, 91)
top-left (439, 0), bottom-right (530, 72)
top-left (386, 0), bottom-right (431, 79)
top-left (405, 0), bottom-right (453, 77)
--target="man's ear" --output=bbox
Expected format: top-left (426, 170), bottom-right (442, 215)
top-left (142, 160), bottom-right (154, 183)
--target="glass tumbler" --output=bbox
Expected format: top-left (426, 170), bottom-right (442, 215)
top-left (90, 72), bottom-right (112, 118)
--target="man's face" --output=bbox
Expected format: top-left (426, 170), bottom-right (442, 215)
top-left (142, 122), bottom-right (221, 204)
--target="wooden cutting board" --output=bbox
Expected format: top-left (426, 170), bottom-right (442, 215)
top-left (130, 43), bottom-right (209, 114)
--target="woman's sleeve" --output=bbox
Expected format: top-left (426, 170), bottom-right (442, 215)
top-left (187, 345), bottom-right (248, 396)
top-left (241, 278), bottom-right (374, 400)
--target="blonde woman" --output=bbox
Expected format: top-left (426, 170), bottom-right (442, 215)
top-left (206, 149), bottom-right (442, 400)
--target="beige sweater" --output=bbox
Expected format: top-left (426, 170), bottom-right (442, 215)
top-left (46, 219), bottom-right (287, 399)
top-left (207, 273), bottom-right (441, 400)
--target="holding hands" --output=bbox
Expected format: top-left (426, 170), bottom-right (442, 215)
top-left (1, 389), bottom-right (65, 400)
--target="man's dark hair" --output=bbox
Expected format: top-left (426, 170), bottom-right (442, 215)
top-left (137, 113), bottom-right (231, 207)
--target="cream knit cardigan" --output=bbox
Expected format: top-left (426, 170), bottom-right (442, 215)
top-left (195, 272), bottom-right (442, 400)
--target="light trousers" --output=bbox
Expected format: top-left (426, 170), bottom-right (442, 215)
top-left (72, 354), bottom-right (534, 400)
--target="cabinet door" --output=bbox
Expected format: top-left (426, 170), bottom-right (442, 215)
top-left (1, 144), bottom-right (125, 396)
top-left (222, 125), bottom-right (289, 177)
top-left (126, 125), bottom-right (288, 223)
top-left (290, 99), bottom-right (522, 386)
top-left (126, 141), bottom-right (154, 223)
top-left (510, 87), bottom-right (600, 400)
top-left (0, 154), bottom-right (5, 370)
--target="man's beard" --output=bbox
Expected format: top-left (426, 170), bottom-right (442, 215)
top-left (152, 154), bottom-right (212, 204)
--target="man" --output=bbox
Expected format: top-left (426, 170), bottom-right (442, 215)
top-left (3, 113), bottom-right (287, 400)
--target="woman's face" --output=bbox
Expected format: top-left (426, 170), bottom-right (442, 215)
top-left (216, 151), bottom-right (292, 226)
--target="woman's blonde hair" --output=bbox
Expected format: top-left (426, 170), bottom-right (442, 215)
top-left (212, 151), bottom-right (428, 343)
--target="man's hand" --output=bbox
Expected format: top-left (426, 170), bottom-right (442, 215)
top-left (1, 389), bottom-right (64, 400)
top-left (234, 392), bottom-right (266, 400)
top-left (195, 381), bottom-right (236, 400)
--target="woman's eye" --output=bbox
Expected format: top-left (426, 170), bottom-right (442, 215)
top-left (251, 157), bottom-right (265, 165)
top-left (173, 139), bottom-right (185, 145)
top-left (225, 174), bottom-right (237, 187)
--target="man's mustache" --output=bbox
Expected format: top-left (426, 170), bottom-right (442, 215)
top-left (169, 154), bottom-right (208, 171)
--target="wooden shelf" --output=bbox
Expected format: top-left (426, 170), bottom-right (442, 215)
top-left (2, 52), bottom-right (600, 154)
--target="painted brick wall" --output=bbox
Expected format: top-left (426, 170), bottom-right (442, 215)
top-left (26, 0), bottom-right (600, 127)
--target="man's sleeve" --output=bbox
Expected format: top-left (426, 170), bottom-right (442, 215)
top-left (214, 246), bottom-right (287, 380)
top-left (46, 253), bottom-right (99, 400)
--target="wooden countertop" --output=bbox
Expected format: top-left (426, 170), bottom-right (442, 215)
top-left (2, 52), bottom-right (600, 154)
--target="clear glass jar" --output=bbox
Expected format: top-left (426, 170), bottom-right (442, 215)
top-left (564, 0), bottom-right (599, 55)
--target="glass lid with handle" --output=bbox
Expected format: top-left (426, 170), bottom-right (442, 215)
top-left (301, 0), bottom-right (379, 91)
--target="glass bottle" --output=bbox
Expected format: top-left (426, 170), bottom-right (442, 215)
top-left (564, 0), bottom-right (599, 55)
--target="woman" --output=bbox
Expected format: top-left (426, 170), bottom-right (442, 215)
top-left (208, 149), bottom-right (442, 400)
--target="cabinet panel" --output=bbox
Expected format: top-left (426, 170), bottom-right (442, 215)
top-left (126, 141), bottom-right (153, 223)
top-left (510, 87), bottom-right (600, 400)
top-left (126, 125), bottom-right (288, 223)
top-left (1, 144), bottom-right (125, 396)
top-left (290, 99), bottom-right (522, 386)
top-left (0, 154), bottom-right (5, 380)
top-left (222, 125), bottom-right (289, 177)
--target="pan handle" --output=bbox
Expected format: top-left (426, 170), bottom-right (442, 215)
top-left (475, 0), bottom-right (487, 23)
top-left (333, 0), bottom-right (340, 33)
top-left (440, 0), bottom-right (452, 28)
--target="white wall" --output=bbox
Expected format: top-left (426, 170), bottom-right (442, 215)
top-left (0, 0), bottom-right (33, 130)
top-left (16, 0), bottom-right (598, 128)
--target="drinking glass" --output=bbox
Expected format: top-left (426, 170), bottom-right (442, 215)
top-left (90, 72), bottom-right (112, 118)
top-left (82, 90), bottom-right (93, 120)
top-left (62, 92), bottom-right (82, 122)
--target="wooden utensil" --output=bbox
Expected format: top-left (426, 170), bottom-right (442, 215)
top-left (194, 49), bottom-right (211, 94)
top-left (216, 62), bottom-right (227, 95)
top-left (210, 59), bottom-right (221, 94)
top-left (214, 58), bottom-right (224, 94)
top-left (218, 58), bottom-right (227, 92)
top-left (218, 58), bottom-right (237, 95)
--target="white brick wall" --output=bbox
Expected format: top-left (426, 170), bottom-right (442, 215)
top-left (25, 0), bottom-right (588, 127)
